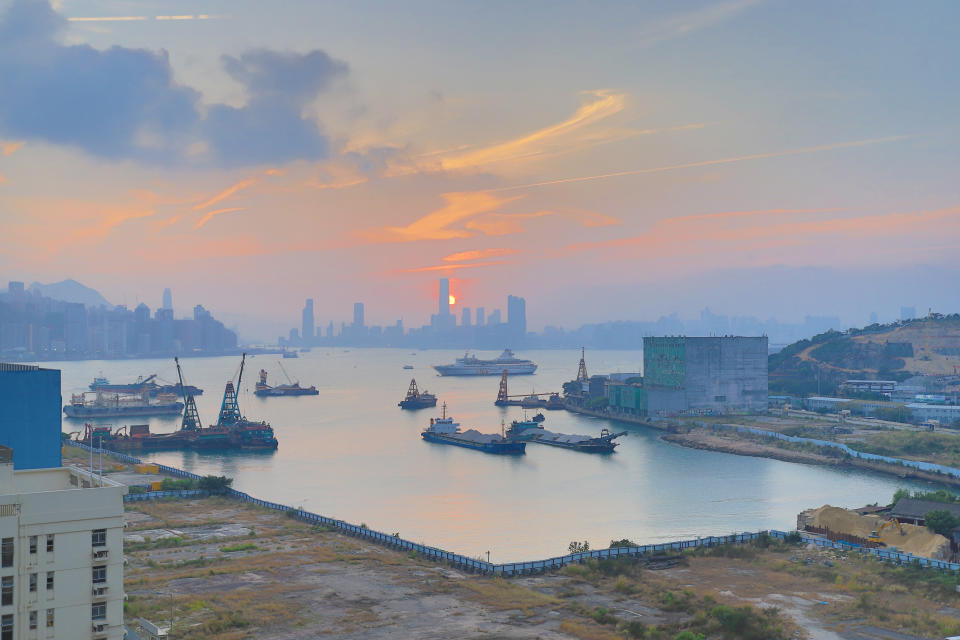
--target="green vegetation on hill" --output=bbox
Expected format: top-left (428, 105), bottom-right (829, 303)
top-left (768, 315), bottom-right (960, 396)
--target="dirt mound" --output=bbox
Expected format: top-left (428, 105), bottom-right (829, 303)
top-left (806, 505), bottom-right (950, 559)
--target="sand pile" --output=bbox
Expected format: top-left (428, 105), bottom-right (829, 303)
top-left (805, 505), bottom-right (951, 559)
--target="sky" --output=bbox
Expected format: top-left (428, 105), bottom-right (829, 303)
top-left (0, 0), bottom-right (958, 340)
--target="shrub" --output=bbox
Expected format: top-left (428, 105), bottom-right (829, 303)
top-left (197, 475), bottom-right (233, 493)
top-left (924, 510), bottom-right (960, 537)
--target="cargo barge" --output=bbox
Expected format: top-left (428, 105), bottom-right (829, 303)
top-left (64, 391), bottom-right (183, 419)
top-left (421, 404), bottom-right (525, 455)
top-left (254, 368), bottom-right (319, 397)
top-left (89, 375), bottom-right (203, 397)
top-left (505, 422), bottom-right (625, 454)
top-left (398, 378), bottom-right (437, 409)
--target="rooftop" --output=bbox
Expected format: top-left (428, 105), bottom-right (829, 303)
top-left (891, 498), bottom-right (960, 520)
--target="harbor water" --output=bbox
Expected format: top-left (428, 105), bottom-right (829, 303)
top-left (54, 349), bottom-right (930, 562)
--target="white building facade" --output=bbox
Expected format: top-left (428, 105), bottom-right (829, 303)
top-left (0, 446), bottom-right (125, 640)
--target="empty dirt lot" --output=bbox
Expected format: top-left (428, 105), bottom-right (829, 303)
top-left (122, 496), bottom-right (960, 640)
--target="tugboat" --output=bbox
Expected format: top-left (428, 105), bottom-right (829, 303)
top-left (531, 412), bottom-right (546, 423)
top-left (421, 404), bottom-right (525, 455)
top-left (398, 378), bottom-right (438, 409)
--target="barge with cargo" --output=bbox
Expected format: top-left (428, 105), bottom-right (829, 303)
top-left (505, 421), bottom-right (625, 454)
top-left (421, 404), bottom-right (525, 455)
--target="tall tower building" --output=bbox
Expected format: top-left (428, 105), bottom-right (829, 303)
top-left (162, 287), bottom-right (172, 310)
top-left (476, 307), bottom-right (485, 326)
top-left (301, 299), bottom-right (315, 342)
top-left (507, 295), bottom-right (526, 338)
top-left (438, 278), bottom-right (450, 317)
top-left (461, 307), bottom-right (472, 327)
top-left (353, 302), bottom-right (365, 327)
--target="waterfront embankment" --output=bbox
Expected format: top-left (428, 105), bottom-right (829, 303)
top-left (663, 426), bottom-right (960, 489)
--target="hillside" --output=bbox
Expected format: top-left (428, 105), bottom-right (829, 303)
top-left (769, 315), bottom-right (960, 395)
top-left (28, 279), bottom-right (113, 308)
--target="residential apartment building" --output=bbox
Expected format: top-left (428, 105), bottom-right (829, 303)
top-left (0, 446), bottom-right (126, 639)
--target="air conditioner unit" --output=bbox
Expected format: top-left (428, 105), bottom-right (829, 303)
top-left (92, 549), bottom-right (109, 559)
top-left (92, 585), bottom-right (108, 596)
top-left (91, 622), bottom-right (108, 633)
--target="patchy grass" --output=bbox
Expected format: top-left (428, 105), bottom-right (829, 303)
top-left (559, 619), bottom-right (622, 640)
top-left (459, 577), bottom-right (559, 614)
top-left (219, 542), bottom-right (259, 553)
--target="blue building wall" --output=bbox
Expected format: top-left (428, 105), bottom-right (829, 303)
top-left (0, 364), bottom-right (62, 469)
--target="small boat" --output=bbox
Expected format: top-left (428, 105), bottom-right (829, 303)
top-left (421, 404), bottom-right (525, 455)
top-left (403, 365), bottom-right (414, 370)
top-left (282, 350), bottom-right (298, 359)
top-left (545, 393), bottom-right (565, 410)
top-left (398, 378), bottom-right (437, 409)
top-left (254, 369), bottom-right (319, 397)
top-left (531, 412), bottom-right (546, 423)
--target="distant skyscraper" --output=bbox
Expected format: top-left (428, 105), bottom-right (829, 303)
top-left (869, 311), bottom-right (878, 324)
top-left (438, 278), bottom-right (450, 317)
top-left (461, 307), bottom-right (471, 327)
top-left (488, 309), bottom-right (501, 325)
top-left (353, 302), bottom-right (365, 327)
top-left (162, 287), bottom-right (172, 310)
top-left (476, 307), bottom-right (485, 326)
top-left (507, 295), bottom-right (526, 338)
top-left (326, 321), bottom-right (334, 338)
top-left (900, 306), bottom-right (916, 321)
top-left (301, 299), bottom-right (315, 341)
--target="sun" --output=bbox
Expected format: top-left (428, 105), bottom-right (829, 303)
top-left (449, 295), bottom-right (456, 305)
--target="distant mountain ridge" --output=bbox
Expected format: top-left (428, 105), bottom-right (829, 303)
top-left (28, 279), bottom-right (113, 308)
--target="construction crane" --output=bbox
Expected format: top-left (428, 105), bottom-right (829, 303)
top-left (277, 360), bottom-right (296, 385)
top-left (175, 357), bottom-right (203, 431)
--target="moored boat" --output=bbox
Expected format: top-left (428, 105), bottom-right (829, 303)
top-left (434, 349), bottom-right (537, 376)
top-left (398, 378), bottom-right (438, 409)
top-left (421, 404), bottom-right (525, 455)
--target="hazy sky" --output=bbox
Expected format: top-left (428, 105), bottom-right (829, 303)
top-left (1, 0), bottom-right (958, 339)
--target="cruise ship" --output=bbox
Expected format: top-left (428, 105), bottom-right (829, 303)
top-left (433, 349), bottom-right (537, 376)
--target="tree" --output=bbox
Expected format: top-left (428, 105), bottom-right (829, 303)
top-left (198, 475), bottom-right (233, 493)
top-left (568, 540), bottom-right (590, 554)
top-left (892, 488), bottom-right (911, 504)
top-left (609, 538), bottom-right (638, 548)
top-left (924, 510), bottom-right (960, 537)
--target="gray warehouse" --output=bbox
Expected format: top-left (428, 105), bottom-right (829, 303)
top-left (642, 336), bottom-right (769, 416)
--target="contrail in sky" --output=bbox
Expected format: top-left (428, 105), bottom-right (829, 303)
top-left (68, 15), bottom-right (221, 22)
top-left (488, 135), bottom-right (908, 192)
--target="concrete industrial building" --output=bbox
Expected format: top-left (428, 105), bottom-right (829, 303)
top-left (603, 336), bottom-right (769, 417)
top-left (0, 446), bottom-right (126, 639)
top-left (0, 364), bottom-right (61, 470)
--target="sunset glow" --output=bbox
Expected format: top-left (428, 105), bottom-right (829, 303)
top-left (0, 0), bottom-right (956, 338)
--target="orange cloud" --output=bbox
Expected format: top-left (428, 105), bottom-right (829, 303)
top-left (0, 173), bottom-right (6, 185)
top-left (442, 248), bottom-right (519, 262)
top-left (401, 260), bottom-right (511, 273)
top-left (151, 215), bottom-right (180, 232)
top-left (360, 191), bottom-right (525, 243)
top-left (493, 136), bottom-right (907, 192)
top-left (193, 178), bottom-right (257, 211)
top-left (66, 207), bottom-right (157, 245)
top-left (391, 90), bottom-right (632, 177)
top-left (464, 211), bottom-right (552, 236)
top-left (1, 141), bottom-right (23, 156)
top-left (194, 207), bottom-right (244, 230)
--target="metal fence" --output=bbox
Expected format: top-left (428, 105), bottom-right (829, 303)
top-left (67, 441), bottom-right (960, 576)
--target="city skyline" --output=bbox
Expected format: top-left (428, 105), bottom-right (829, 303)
top-left (0, 1), bottom-right (957, 339)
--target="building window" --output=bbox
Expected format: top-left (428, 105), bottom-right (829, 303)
top-left (91, 529), bottom-right (106, 548)
top-left (29, 573), bottom-right (36, 593)
top-left (92, 566), bottom-right (106, 584)
top-left (0, 577), bottom-right (11, 606)
top-left (45, 572), bottom-right (53, 591)
top-left (28, 611), bottom-right (36, 630)
top-left (28, 536), bottom-right (37, 554)
top-left (46, 609), bottom-right (53, 628)
top-left (91, 602), bottom-right (106, 621)
top-left (0, 540), bottom-right (11, 568)
top-left (1, 614), bottom-right (11, 640)
top-left (45, 535), bottom-right (54, 553)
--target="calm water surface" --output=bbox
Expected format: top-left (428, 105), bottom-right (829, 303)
top-left (53, 349), bottom-right (929, 562)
